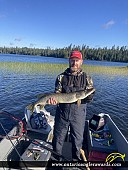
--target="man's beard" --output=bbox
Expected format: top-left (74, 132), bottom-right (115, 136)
top-left (70, 66), bottom-right (79, 73)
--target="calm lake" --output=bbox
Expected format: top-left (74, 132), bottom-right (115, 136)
top-left (0, 54), bottom-right (128, 140)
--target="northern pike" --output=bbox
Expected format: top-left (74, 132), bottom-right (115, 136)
top-left (28, 88), bottom-right (95, 112)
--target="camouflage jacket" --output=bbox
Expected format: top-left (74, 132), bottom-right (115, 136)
top-left (55, 68), bottom-right (94, 103)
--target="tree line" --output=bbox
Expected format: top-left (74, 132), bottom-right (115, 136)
top-left (0, 44), bottom-right (128, 62)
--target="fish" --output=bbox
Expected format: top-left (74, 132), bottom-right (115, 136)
top-left (28, 88), bottom-right (95, 112)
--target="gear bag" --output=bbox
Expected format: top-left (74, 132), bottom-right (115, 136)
top-left (30, 112), bottom-right (48, 129)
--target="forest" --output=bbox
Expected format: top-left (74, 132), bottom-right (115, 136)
top-left (0, 44), bottom-right (128, 62)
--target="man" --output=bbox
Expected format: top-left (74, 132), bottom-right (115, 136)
top-left (48, 50), bottom-right (94, 161)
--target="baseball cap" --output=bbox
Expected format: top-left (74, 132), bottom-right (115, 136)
top-left (70, 50), bottom-right (83, 60)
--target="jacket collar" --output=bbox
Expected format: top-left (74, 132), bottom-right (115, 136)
top-left (64, 68), bottom-right (83, 76)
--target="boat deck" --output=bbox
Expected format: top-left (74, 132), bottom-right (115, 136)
top-left (0, 114), bottom-right (128, 170)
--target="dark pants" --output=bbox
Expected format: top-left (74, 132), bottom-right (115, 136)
top-left (52, 103), bottom-right (87, 160)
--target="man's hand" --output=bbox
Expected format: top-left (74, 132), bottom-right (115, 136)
top-left (47, 98), bottom-right (58, 105)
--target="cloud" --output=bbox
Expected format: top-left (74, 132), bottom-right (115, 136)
top-left (102, 20), bottom-right (115, 29)
top-left (14, 38), bottom-right (22, 42)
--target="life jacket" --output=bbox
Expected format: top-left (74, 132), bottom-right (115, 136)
top-left (61, 68), bottom-right (87, 93)
top-left (56, 68), bottom-right (88, 110)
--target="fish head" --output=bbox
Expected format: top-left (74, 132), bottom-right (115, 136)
top-left (84, 88), bottom-right (95, 95)
top-left (76, 88), bottom-right (95, 99)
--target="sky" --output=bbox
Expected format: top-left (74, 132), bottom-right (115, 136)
top-left (0, 0), bottom-right (128, 49)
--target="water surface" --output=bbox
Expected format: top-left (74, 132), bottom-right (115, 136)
top-left (0, 54), bottom-right (128, 140)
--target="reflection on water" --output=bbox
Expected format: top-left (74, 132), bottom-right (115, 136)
top-left (0, 56), bottom-right (128, 140)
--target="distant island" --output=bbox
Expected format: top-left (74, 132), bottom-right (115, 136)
top-left (0, 44), bottom-right (128, 63)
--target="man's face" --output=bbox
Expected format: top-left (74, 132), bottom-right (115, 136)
top-left (69, 58), bottom-right (83, 72)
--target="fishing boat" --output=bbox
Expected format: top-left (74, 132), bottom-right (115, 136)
top-left (0, 105), bottom-right (128, 170)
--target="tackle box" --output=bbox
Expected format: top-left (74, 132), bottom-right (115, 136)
top-left (90, 130), bottom-right (118, 153)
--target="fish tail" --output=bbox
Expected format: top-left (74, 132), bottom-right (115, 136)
top-left (27, 103), bottom-right (35, 113)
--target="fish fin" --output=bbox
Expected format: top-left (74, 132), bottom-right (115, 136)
top-left (77, 99), bottom-right (81, 106)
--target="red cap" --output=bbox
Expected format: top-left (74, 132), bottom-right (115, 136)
top-left (70, 50), bottom-right (82, 60)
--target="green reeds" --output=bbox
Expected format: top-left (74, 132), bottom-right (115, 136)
top-left (0, 62), bottom-right (127, 76)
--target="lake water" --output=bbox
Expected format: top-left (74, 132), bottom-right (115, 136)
top-left (0, 54), bottom-right (128, 140)
top-left (1, 53), bottom-right (128, 66)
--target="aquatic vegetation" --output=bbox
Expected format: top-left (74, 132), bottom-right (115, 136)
top-left (0, 62), bottom-right (127, 76)
top-left (82, 64), bottom-right (128, 76)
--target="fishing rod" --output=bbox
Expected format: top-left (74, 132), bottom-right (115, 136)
top-left (24, 134), bottom-right (89, 170)
top-left (0, 110), bottom-right (69, 160)
top-left (0, 111), bottom-right (67, 159)
top-left (0, 121), bottom-right (28, 170)
top-left (0, 110), bottom-right (26, 139)
top-left (24, 134), bottom-right (70, 161)
top-left (0, 122), bottom-right (22, 158)
top-left (0, 110), bottom-right (89, 169)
